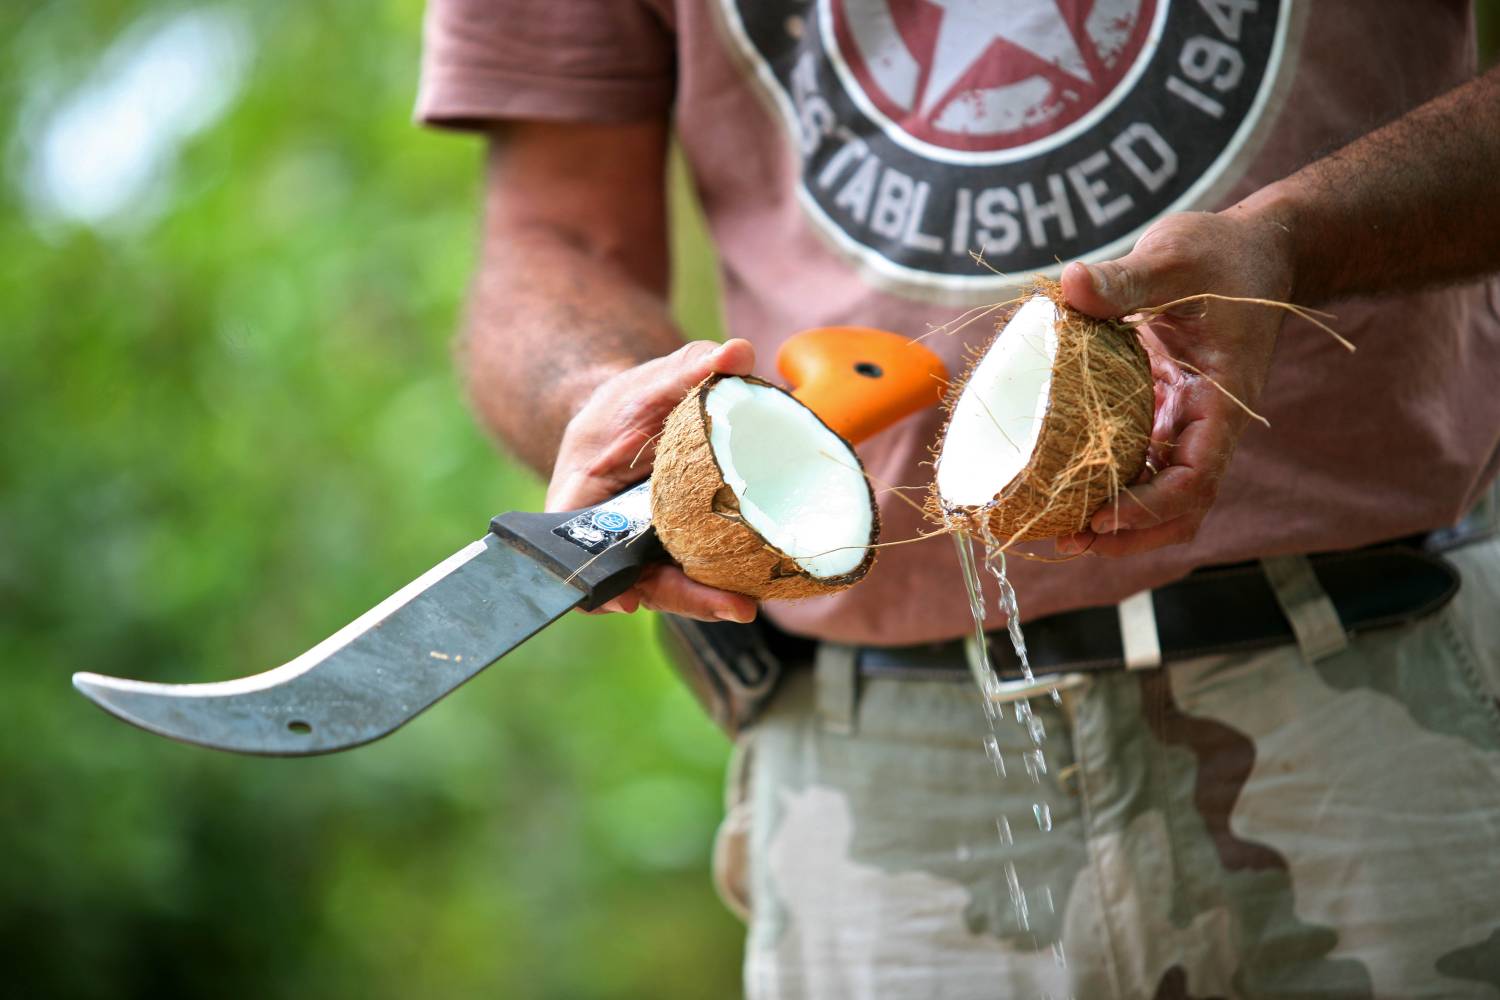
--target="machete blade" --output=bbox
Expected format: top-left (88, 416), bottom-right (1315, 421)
top-left (72, 534), bottom-right (584, 755)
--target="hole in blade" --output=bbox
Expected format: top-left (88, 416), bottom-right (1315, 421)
top-left (287, 720), bottom-right (313, 734)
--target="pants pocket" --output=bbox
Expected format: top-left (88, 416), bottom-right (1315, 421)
top-left (1437, 538), bottom-right (1500, 744)
top-left (713, 734), bottom-right (755, 921)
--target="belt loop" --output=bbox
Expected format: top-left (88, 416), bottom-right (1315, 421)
top-left (1426, 476), bottom-right (1500, 551)
top-left (1261, 554), bottom-right (1350, 662)
top-left (1480, 475), bottom-right (1500, 536)
top-left (814, 642), bottom-right (859, 735)
top-left (1117, 590), bottom-right (1163, 670)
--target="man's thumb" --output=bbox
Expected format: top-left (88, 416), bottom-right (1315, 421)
top-left (1060, 259), bottom-right (1147, 319)
top-left (657, 338), bottom-right (756, 403)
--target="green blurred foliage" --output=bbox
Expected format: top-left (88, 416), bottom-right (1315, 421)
top-left (1, 2), bottom-right (739, 998)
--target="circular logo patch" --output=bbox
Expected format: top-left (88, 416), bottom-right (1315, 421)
top-left (831, 0), bottom-right (1158, 158)
top-left (717, 0), bottom-right (1300, 298)
top-left (590, 510), bottom-right (630, 532)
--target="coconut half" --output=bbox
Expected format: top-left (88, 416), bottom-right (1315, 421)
top-left (651, 375), bottom-right (878, 600)
top-left (931, 280), bottom-right (1153, 542)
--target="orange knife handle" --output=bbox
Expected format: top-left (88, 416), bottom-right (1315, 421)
top-left (775, 326), bottom-right (949, 444)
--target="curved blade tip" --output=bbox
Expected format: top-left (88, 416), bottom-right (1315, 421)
top-left (73, 670), bottom-right (123, 702)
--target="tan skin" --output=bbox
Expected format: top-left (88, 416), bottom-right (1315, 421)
top-left (465, 66), bottom-right (1500, 617)
top-left (1056, 62), bottom-right (1500, 556)
top-left (466, 119), bottom-right (757, 622)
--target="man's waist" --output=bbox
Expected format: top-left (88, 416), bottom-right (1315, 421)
top-left (658, 483), bottom-right (1498, 735)
top-left (766, 527), bottom-right (1487, 682)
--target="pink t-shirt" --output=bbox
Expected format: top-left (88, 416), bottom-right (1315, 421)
top-left (419, 0), bottom-right (1500, 646)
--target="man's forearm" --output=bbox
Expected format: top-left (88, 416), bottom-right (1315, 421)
top-left (462, 122), bottom-right (684, 476)
top-left (1239, 64), bottom-right (1500, 304)
top-left (464, 227), bottom-right (684, 474)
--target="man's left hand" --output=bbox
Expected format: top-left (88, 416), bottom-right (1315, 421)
top-left (1055, 207), bottom-right (1294, 558)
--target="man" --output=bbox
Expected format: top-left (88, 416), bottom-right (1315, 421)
top-left (419, 1), bottom-right (1500, 995)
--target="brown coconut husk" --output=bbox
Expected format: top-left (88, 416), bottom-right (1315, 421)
top-left (651, 374), bottom-right (879, 600)
top-left (927, 278), bottom-right (1154, 544)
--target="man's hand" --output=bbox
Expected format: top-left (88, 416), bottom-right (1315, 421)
top-left (465, 121), bottom-right (756, 621)
top-left (1052, 63), bottom-right (1500, 559)
top-left (547, 338), bottom-right (760, 623)
top-left (1055, 208), bottom-right (1294, 558)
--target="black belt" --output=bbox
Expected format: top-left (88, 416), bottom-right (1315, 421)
top-left (764, 540), bottom-right (1463, 682)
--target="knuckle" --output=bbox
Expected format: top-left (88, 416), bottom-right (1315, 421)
top-left (1147, 240), bottom-right (1191, 278)
top-left (613, 393), bottom-right (653, 430)
top-left (595, 362), bottom-right (641, 397)
top-left (676, 339), bottom-right (718, 367)
top-left (1134, 213), bottom-right (1218, 284)
top-left (1097, 262), bottom-right (1138, 307)
top-left (1173, 469), bottom-right (1215, 506)
top-left (1135, 222), bottom-right (1191, 268)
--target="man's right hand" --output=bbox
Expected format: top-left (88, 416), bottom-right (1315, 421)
top-left (546, 338), bottom-right (760, 624)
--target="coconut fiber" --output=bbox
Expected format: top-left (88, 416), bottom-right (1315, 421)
top-left (930, 279), bottom-right (1154, 544)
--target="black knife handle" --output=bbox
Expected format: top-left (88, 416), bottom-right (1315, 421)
top-left (489, 480), bottom-right (666, 611)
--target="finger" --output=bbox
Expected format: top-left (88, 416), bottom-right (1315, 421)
top-left (710, 338), bottom-right (756, 376)
top-left (1092, 383), bottom-right (1243, 533)
top-left (546, 462), bottom-right (618, 513)
top-left (592, 590), bottom-right (642, 615)
top-left (550, 341), bottom-right (762, 514)
top-left (635, 565), bottom-right (757, 623)
top-left (1054, 531), bottom-right (1094, 557)
top-left (651, 338), bottom-right (756, 405)
top-left (1091, 436), bottom-right (1233, 535)
top-left (1083, 515), bottom-right (1202, 558)
top-left (1060, 222), bottom-right (1206, 319)
top-left (582, 339), bottom-right (759, 480)
top-left (582, 589), bottom-right (642, 616)
top-left (1091, 464), bottom-right (1201, 533)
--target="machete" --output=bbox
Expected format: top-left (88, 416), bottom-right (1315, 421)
top-left (73, 327), bottom-right (948, 755)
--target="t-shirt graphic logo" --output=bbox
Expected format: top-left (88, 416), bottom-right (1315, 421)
top-left (834, 0), bottom-right (1155, 156)
top-left (717, 0), bottom-right (1301, 301)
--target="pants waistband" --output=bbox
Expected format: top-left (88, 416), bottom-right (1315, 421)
top-left (809, 524), bottom-right (1489, 687)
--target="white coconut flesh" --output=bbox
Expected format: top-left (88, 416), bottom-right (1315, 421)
top-left (935, 294), bottom-right (1061, 508)
top-left (704, 377), bottom-right (873, 579)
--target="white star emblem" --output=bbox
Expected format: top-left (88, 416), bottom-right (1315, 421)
top-left (920, 0), bottom-right (1092, 115)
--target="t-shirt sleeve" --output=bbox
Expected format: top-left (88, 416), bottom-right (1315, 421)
top-left (416, 0), bottom-right (676, 129)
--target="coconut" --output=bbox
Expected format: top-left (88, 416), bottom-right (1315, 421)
top-left (930, 279), bottom-right (1153, 543)
top-left (651, 374), bottom-right (878, 600)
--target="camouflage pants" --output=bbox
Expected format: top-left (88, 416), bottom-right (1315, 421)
top-left (717, 537), bottom-right (1500, 999)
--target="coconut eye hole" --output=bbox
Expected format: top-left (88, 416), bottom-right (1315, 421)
top-left (854, 361), bottom-right (883, 378)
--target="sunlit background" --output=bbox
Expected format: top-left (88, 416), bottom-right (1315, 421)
top-left (3, 3), bottom-right (1497, 998)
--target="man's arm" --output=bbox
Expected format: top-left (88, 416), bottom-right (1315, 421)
top-left (465, 119), bottom-right (681, 473)
top-left (1058, 65), bottom-right (1500, 558)
top-left (1252, 63), bottom-right (1500, 304)
top-left (464, 120), bottom-right (756, 622)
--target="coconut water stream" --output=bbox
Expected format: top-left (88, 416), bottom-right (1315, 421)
top-left (952, 523), bottom-right (1070, 989)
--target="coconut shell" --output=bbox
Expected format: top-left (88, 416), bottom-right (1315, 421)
top-left (650, 375), bottom-right (879, 600)
top-left (930, 278), bottom-right (1154, 542)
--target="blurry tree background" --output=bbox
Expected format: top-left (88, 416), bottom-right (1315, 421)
top-left (2, 2), bottom-right (736, 997)
top-left (3, 4), bottom-right (1498, 999)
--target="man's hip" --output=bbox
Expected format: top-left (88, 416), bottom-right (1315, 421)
top-left (724, 534), bottom-right (1500, 999)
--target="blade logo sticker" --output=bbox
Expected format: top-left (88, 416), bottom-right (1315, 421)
top-left (554, 481), bottom-right (654, 554)
top-left (716, 0), bottom-right (1300, 299)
